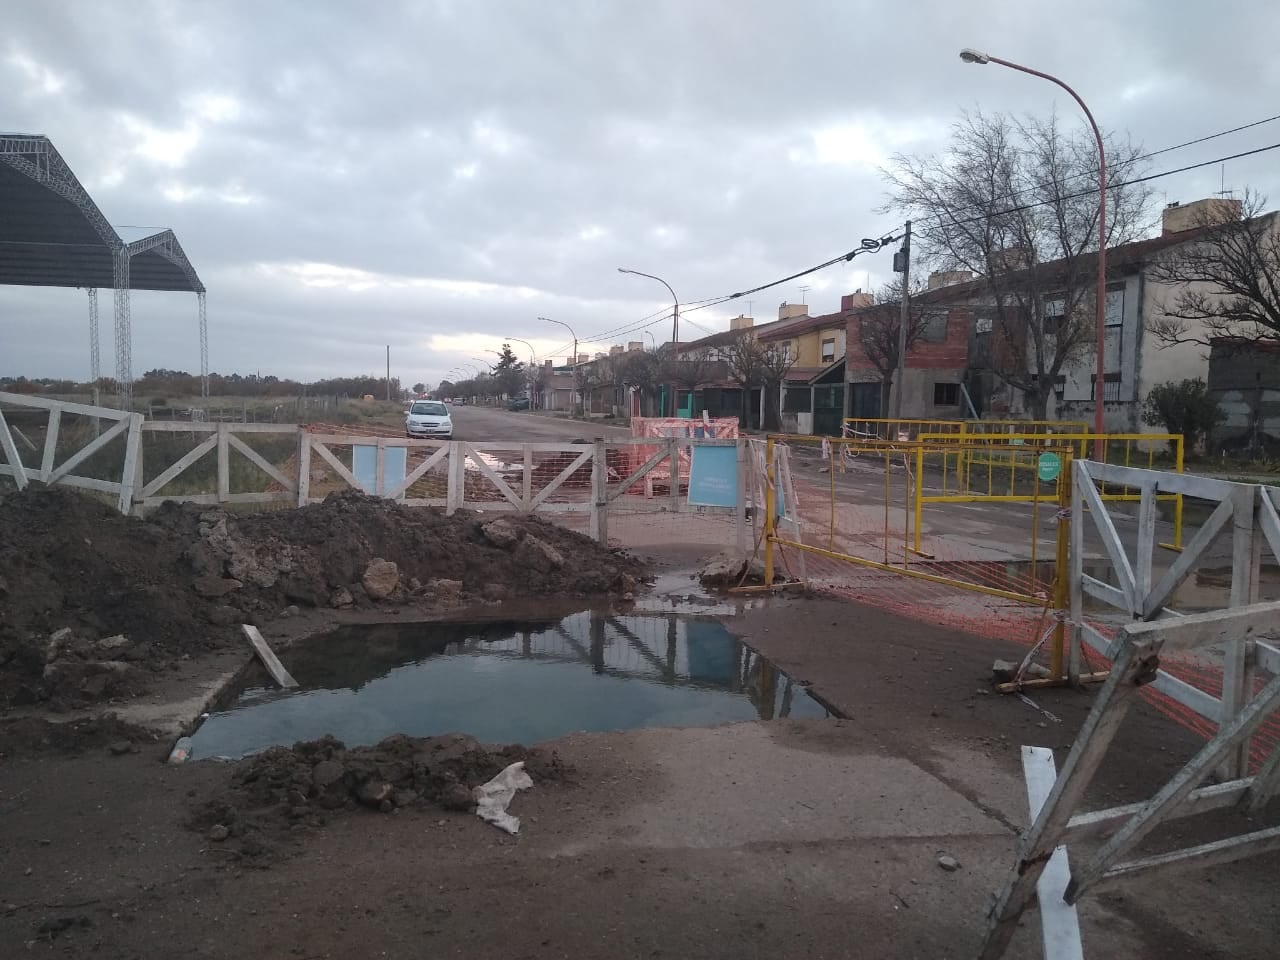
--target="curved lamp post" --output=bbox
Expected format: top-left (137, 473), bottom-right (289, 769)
top-left (960, 48), bottom-right (1107, 457)
top-left (505, 336), bottom-right (538, 407)
top-left (618, 267), bottom-right (679, 416)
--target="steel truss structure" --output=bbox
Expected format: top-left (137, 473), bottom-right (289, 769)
top-left (0, 135), bottom-right (208, 406)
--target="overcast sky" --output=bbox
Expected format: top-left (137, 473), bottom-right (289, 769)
top-left (4, 0), bottom-right (1279, 388)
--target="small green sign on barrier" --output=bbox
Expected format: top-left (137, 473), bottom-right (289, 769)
top-left (1037, 451), bottom-right (1062, 483)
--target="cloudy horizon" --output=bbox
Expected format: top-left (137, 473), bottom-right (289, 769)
top-left (4, 0), bottom-right (1279, 389)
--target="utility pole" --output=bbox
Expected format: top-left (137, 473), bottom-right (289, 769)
top-left (891, 221), bottom-right (912, 420)
top-left (386, 345), bottom-right (391, 401)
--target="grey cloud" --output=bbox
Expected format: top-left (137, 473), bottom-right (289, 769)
top-left (4, 0), bottom-right (1280, 389)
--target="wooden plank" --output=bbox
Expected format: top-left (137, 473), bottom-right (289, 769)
top-left (1149, 669), bottom-right (1222, 722)
top-left (1244, 733), bottom-right (1280, 815)
top-left (39, 407), bottom-right (61, 481)
top-left (1081, 574), bottom-right (1128, 611)
top-left (1143, 496), bottom-right (1235, 618)
top-left (0, 391), bottom-right (129, 419)
top-left (1065, 778), bottom-right (1254, 842)
top-left (1020, 747), bottom-right (1084, 960)
top-left (0, 407), bottom-right (28, 490)
top-left (668, 438), bottom-right (681, 512)
top-left (1259, 486), bottom-right (1280, 567)
top-left (1066, 670), bottom-right (1280, 902)
top-left (590, 440), bottom-right (607, 544)
top-left (226, 433), bottom-right (296, 491)
top-left (46, 415), bottom-right (131, 484)
top-left (374, 439), bottom-right (386, 496)
top-left (383, 444), bottom-right (449, 500)
top-left (522, 447), bottom-right (533, 508)
top-left (138, 433), bottom-right (218, 499)
top-left (1077, 471), bottom-right (1137, 612)
top-left (460, 443), bottom-right (522, 508)
top-left (979, 638), bottom-right (1157, 960)
top-left (49, 474), bottom-right (121, 494)
top-left (311, 439), bottom-right (360, 489)
top-left (1256, 640), bottom-right (1280, 676)
top-left (1079, 622), bottom-right (1114, 658)
top-left (606, 446), bottom-right (671, 502)
top-left (1083, 461), bottom-right (1238, 501)
top-left (735, 441), bottom-right (748, 555)
top-left (1069, 462), bottom-right (1086, 677)
top-left (1133, 480), bottom-right (1157, 609)
top-left (1225, 485), bottom-right (1263, 779)
top-left (446, 442), bottom-right (465, 515)
top-left (241, 625), bottom-right (298, 689)
top-left (1115, 601), bottom-right (1280, 653)
top-left (1099, 826), bottom-right (1280, 884)
top-left (216, 423), bottom-right (230, 502)
top-left (529, 449), bottom-right (591, 511)
top-left (296, 433), bottom-right (312, 507)
top-left (141, 421), bottom-right (297, 434)
top-left (117, 414), bottom-right (143, 514)
top-left (463, 440), bottom-right (596, 453)
top-left (139, 492), bottom-right (293, 508)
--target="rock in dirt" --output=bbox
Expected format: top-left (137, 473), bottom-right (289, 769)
top-left (439, 782), bottom-right (474, 811)
top-left (357, 779), bottom-right (394, 809)
top-left (991, 659), bottom-right (1050, 684)
top-left (481, 519), bottom-right (522, 549)
top-left (96, 634), bottom-right (131, 652)
top-left (208, 824), bottom-right (230, 842)
top-left (698, 551), bottom-right (747, 587)
top-left (192, 576), bottom-right (243, 599)
top-left (330, 586), bottom-right (354, 609)
top-left (108, 740), bottom-right (133, 756)
top-left (937, 854), bottom-right (961, 872)
top-left (361, 559), bottom-right (400, 600)
top-left (311, 759), bottom-right (345, 789)
top-left (515, 536), bottom-right (565, 572)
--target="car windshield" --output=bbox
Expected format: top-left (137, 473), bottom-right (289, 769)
top-left (410, 402), bottom-right (447, 416)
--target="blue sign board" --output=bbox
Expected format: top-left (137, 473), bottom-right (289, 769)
top-left (687, 444), bottom-right (738, 507)
top-left (353, 445), bottom-right (407, 496)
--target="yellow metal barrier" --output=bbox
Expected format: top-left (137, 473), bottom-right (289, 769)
top-left (842, 418), bottom-right (965, 441)
top-left (763, 434), bottom-right (1074, 679)
top-left (917, 431), bottom-right (1184, 550)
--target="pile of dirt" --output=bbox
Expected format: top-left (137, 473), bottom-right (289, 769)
top-left (190, 732), bottom-right (567, 862)
top-left (0, 488), bottom-right (644, 711)
top-left (0, 712), bottom-right (160, 759)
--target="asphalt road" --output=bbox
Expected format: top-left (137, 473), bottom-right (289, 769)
top-left (449, 404), bottom-right (630, 442)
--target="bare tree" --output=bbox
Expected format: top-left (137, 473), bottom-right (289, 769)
top-left (722, 330), bottom-right (767, 427)
top-left (855, 278), bottom-right (932, 413)
top-left (883, 110), bottom-right (1151, 419)
top-left (1146, 190), bottom-right (1280, 346)
top-left (664, 347), bottom-right (715, 415)
top-left (758, 341), bottom-right (796, 432)
top-left (617, 350), bottom-right (662, 416)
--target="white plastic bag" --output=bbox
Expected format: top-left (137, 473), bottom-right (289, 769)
top-left (472, 760), bottom-right (533, 835)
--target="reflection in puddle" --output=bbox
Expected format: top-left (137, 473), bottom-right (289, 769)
top-left (189, 613), bottom-right (828, 760)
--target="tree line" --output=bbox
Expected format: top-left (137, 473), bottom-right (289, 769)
top-left (1, 370), bottom-right (405, 401)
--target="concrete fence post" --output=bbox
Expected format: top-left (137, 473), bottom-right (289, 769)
top-left (591, 439), bottom-right (608, 544)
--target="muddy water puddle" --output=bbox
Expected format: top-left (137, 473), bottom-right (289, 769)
top-left (188, 612), bottom-right (828, 760)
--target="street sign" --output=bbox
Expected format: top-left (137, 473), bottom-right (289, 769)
top-left (1037, 452), bottom-right (1062, 483)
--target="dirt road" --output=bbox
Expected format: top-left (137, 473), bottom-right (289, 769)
top-left (450, 404), bottom-right (630, 442)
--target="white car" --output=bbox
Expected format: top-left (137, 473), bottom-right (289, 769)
top-left (405, 400), bottom-right (453, 440)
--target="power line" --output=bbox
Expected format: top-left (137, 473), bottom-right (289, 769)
top-left (906, 112), bottom-right (1280, 229)
top-left (923, 140), bottom-right (1280, 231)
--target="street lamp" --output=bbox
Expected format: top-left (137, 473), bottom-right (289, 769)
top-left (540, 317), bottom-right (580, 416)
top-left (960, 48), bottom-right (1108, 457)
top-left (505, 336), bottom-right (538, 407)
top-left (619, 267), bottom-right (679, 416)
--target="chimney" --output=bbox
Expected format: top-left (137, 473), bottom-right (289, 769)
top-left (627, 341), bottom-right (644, 352)
top-left (1162, 197), bottom-right (1243, 235)
top-left (927, 270), bottom-right (974, 290)
top-left (778, 302), bottom-right (808, 321)
top-left (729, 314), bottom-right (754, 330)
top-left (987, 247), bottom-right (1034, 273)
top-left (841, 290), bottom-right (874, 311)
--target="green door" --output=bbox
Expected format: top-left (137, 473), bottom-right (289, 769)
top-left (813, 385), bottom-right (846, 436)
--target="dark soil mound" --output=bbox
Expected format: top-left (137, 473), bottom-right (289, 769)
top-left (191, 732), bottom-right (567, 863)
top-left (0, 488), bottom-right (643, 711)
top-left (0, 712), bottom-right (160, 759)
